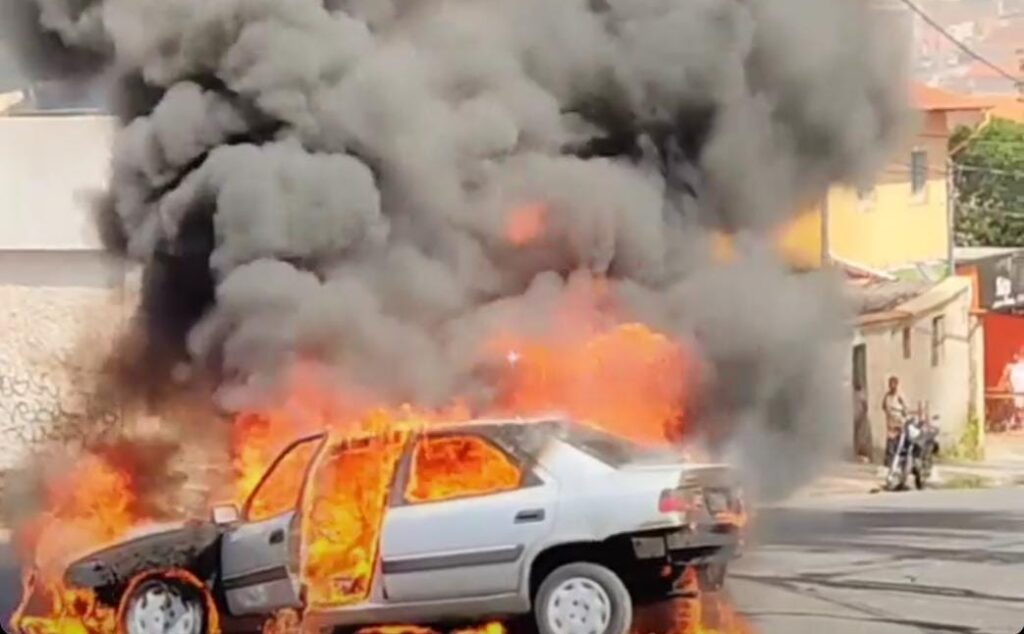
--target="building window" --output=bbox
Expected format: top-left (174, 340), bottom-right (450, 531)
top-left (931, 315), bottom-right (945, 367)
top-left (902, 327), bottom-right (912, 360)
top-left (911, 149), bottom-right (928, 196)
top-left (852, 344), bottom-right (867, 392)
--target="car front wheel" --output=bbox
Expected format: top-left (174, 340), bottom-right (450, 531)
top-left (535, 562), bottom-right (632, 634)
top-left (120, 574), bottom-right (210, 634)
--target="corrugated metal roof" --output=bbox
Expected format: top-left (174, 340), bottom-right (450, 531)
top-left (853, 277), bottom-right (972, 327)
top-left (955, 246), bottom-right (1024, 263)
top-left (848, 278), bottom-right (934, 315)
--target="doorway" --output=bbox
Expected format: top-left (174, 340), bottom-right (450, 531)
top-left (852, 344), bottom-right (872, 460)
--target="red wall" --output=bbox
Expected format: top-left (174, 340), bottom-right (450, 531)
top-left (983, 312), bottom-right (1024, 388)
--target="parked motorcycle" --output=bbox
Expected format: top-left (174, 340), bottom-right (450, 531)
top-left (884, 415), bottom-right (940, 491)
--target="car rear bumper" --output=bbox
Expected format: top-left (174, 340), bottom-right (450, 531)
top-left (620, 525), bottom-right (740, 603)
top-left (630, 524), bottom-right (741, 564)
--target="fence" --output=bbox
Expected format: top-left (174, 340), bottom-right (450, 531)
top-left (985, 391), bottom-right (1024, 432)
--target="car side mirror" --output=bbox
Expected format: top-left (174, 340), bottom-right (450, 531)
top-left (212, 503), bottom-right (241, 526)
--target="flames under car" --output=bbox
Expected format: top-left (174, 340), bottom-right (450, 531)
top-left (61, 418), bottom-right (745, 634)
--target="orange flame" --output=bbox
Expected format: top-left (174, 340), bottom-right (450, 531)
top-left (14, 278), bottom-right (750, 634)
top-left (504, 203), bottom-right (547, 246)
top-left (405, 435), bottom-right (520, 504)
top-left (303, 432), bottom-right (407, 608)
top-left (261, 612), bottom-right (506, 634)
top-left (11, 451), bottom-right (149, 634)
top-left (263, 609), bottom-right (306, 634)
top-left (634, 571), bottom-right (753, 634)
top-left (10, 570), bottom-right (115, 634)
top-left (492, 322), bottom-right (691, 444)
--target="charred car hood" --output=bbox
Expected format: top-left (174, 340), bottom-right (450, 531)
top-left (65, 519), bottom-right (223, 589)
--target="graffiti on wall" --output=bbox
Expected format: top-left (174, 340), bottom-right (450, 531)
top-left (0, 355), bottom-right (122, 447)
top-left (0, 286), bottom-right (136, 469)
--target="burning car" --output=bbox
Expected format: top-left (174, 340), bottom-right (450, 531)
top-left (58, 418), bottom-right (743, 634)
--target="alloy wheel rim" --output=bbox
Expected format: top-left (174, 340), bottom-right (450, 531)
top-left (545, 576), bottom-right (612, 634)
top-left (125, 579), bottom-right (203, 634)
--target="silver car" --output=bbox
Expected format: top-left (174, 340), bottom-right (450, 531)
top-left (63, 418), bottom-right (744, 634)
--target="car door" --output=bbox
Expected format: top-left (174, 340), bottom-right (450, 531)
top-left (220, 434), bottom-right (325, 616)
top-left (379, 430), bottom-right (558, 603)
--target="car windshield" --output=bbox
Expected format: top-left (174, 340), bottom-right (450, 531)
top-left (556, 422), bottom-right (683, 467)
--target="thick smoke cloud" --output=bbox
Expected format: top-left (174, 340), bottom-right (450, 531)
top-left (8, 0), bottom-right (909, 500)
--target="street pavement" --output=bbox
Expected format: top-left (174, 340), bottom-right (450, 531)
top-left (731, 487), bottom-right (1024, 633)
top-left (794, 433), bottom-right (1024, 498)
top-left (0, 488), bottom-right (1021, 633)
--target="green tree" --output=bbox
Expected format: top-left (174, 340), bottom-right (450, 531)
top-left (952, 119), bottom-right (1024, 246)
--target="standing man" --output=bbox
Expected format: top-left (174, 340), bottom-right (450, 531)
top-left (997, 349), bottom-right (1024, 430)
top-left (882, 376), bottom-right (908, 465)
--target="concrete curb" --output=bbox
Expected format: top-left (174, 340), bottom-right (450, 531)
top-left (792, 456), bottom-right (1024, 498)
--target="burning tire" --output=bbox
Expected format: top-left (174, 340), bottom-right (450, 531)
top-left (535, 562), bottom-right (632, 634)
top-left (118, 572), bottom-right (212, 634)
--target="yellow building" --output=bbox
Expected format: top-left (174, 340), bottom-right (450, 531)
top-left (771, 83), bottom-right (990, 272)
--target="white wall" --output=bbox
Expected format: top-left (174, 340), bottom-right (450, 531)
top-left (0, 114), bottom-right (115, 250)
top-left (857, 277), bottom-right (978, 457)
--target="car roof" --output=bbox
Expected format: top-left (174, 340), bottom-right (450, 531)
top-left (301, 414), bottom-right (573, 450)
top-left (428, 414), bottom-right (569, 431)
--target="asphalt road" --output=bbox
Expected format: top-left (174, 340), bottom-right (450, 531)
top-left (0, 488), bottom-right (1021, 634)
top-left (731, 487), bottom-right (1024, 634)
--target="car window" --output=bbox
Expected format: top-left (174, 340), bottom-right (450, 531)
top-left (405, 434), bottom-right (523, 504)
top-left (556, 422), bottom-right (681, 467)
top-left (245, 436), bottom-right (321, 523)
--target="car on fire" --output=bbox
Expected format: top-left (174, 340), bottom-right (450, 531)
top-left (60, 418), bottom-right (744, 634)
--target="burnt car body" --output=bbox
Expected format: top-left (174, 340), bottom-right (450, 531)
top-left (62, 418), bottom-right (744, 634)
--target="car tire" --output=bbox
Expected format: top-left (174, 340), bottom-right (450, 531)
top-left (119, 573), bottom-right (211, 634)
top-left (535, 562), bottom-right (632, 634)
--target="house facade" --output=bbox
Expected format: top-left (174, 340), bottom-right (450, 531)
top-left (0, 112), bottom-right (140, 471)
top-left (849, 276), bottom-right (983, 459)
top-left (761, 84), bottom-right (991, 461)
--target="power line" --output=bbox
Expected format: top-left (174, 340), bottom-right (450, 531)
top-left (952, 163), bottom-right (1024, 177)
top-left (956, 202), bottom-right (1024, 220)
top-left (954, 140), bottom-right (1024, 147)
top-left (896, 0), bottom-right (1023, 88)
top-left (887, 162), bottom-right (1024, 178)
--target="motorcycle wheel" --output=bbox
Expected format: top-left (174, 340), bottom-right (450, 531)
top-left (884, 469), bottom-right (902, 491)
top-left (886, 463), bottom-right (908, 491)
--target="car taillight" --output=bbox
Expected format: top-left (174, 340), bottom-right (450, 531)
top-left (659, 488), bottom-right (695, 514)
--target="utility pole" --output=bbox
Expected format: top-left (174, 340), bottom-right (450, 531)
top-left (947, 159), bottom-right (956, 277)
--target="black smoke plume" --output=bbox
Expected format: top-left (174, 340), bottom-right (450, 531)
top-left (6, 0), bottom-right (910, 500)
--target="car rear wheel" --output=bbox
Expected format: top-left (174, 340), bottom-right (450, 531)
top-left (535, 562), bottom-right (632, 634)
top-left (121, 576), bottom-right (208, 634)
